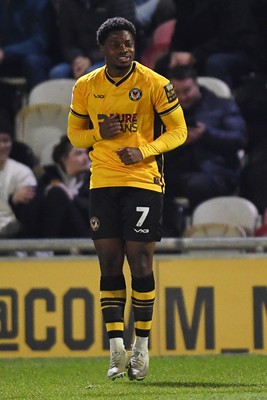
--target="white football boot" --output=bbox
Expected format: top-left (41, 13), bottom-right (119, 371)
top-left (128, 346), bottom-right (149, 380)
top-left (107, 348), bottom-right (128, 380)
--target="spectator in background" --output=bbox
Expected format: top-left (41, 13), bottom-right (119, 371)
top-left (38, 135), bottom-right (91, 238)
top-left (0, 0), bottom-right (53, 89)
top-left (0, 113), bottom-right (37, 238)
top-left (155, 0), bottom-right (263, 89)
top-left (162, 66), bottom-right (248, 235)
top-left (49, 0), bottom-right (137, 80)
top-left (0, 0), bottom-right (56, 124)
top-left (236, 0), bottom-right (267, 215)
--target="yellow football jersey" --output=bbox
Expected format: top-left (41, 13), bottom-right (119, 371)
top-left (68, 61), bottom-right (187, 192)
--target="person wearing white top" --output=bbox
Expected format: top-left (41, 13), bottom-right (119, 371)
top-left (0, 119), bottom-right (37, 238)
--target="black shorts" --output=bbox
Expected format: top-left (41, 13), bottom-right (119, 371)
top-left (89, 187), bottom-right (163, 242)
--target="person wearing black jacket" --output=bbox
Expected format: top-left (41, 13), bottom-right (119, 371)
top-left (163, 66), bottom-right (248, 235)
top-left (38, 135), bottom-right (91, 238)
top-left (155, 0), bottom-right (263, 88)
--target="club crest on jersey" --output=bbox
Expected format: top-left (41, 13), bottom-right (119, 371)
top-left (90, 216), bottom-right (100, 231)
top-left (129, 88), bottom-right (142, 101)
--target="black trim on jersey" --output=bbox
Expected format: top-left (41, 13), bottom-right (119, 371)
top-left (155, 153), bottom-right (165, 193)
top-left (154, 111), bottom-right (165, 192)
top-left (158, 102), bottom-right (180, 117)
top-left (70, 107), bottom-right (89, 119)
top-left (153, 111), bottom-right (163, 141)
top-left (105, 62), bottom-right (137, 86)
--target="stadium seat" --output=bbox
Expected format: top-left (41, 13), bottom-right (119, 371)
top-left (197, 77), bottom-right (232, 98)
top-left (184, 196), bottom-right (260, 237)
top-left (28, 78), bottom-right (75, 106)
top-left (15, 103), bottom-right (69, 165)
top-left (183, 222), bottom-right (247, 238)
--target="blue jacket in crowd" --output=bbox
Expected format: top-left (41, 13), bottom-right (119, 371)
top-left (0, 0), bottom-right (50, 56)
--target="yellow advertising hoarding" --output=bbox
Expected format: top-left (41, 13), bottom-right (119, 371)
top-left (157, 258), bottom-right (267, 355)
top-left (0, 257), bottom-right (266, 358)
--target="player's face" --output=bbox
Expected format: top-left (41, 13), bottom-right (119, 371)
top-left (101, 30), bottom-right (135, 76)
top-left (171, 78), bottom-right (201, 109)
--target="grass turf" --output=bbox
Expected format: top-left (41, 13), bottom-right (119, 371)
top-left (0, 355), bottom-right (266, 399)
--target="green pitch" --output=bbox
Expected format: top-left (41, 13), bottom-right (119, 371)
top-left (0, 355), bottom-right (266, 399)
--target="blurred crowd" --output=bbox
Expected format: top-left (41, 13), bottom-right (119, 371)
top-left (1, 0), bottom-right (267, 239)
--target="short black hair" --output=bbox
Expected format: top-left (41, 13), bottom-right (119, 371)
top-left (168, 66), bottom-right (198, 81)
top-left (96, 17), bottom-right (136, 46)
top-left (52, 135), bottom-right (72, 166)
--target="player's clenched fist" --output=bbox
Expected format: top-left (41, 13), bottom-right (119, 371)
top-left (100, 113), bottom-right (122, 139)
top-left (116, 147), bottom-right (143, 165)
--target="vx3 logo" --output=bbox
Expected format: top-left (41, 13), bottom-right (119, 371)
top-left (94, 94), bottom-right (104, 98)
top-left (134, 228), bottom-right (149, 233)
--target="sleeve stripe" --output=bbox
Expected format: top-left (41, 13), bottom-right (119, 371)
top-left (70, 107), bottom-right (89, 119)
top-left (158, 102), bottom-right (180, 117)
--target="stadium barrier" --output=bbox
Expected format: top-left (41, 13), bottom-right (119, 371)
top-left (1, 236), bottom-right (267, 255)
top-left (0, 238), bottom-right (266, 358)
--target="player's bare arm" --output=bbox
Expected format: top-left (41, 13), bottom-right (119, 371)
top-left (100, 113), bottom-right (122, 139)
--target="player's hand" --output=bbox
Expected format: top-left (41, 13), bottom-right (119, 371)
top-left (116, 147), bottom-right (143, 165)
top-left (100, 114), bottom-right (122, 139)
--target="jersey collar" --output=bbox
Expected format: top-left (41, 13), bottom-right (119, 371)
top-left (105, 62), bottom-right (136, 86)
